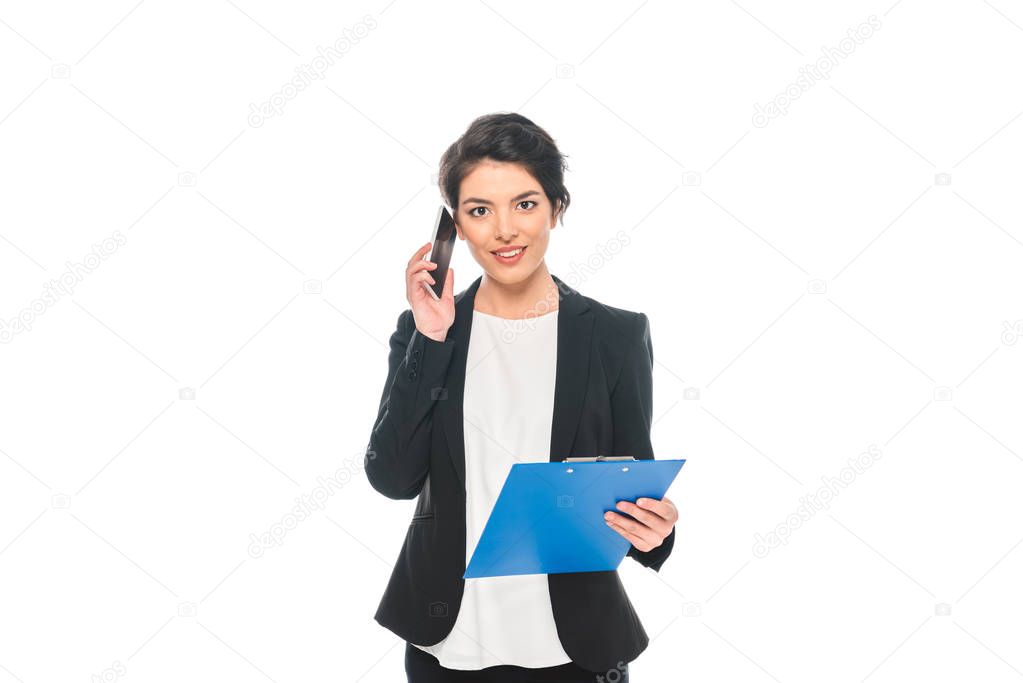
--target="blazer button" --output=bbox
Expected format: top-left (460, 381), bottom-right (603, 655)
top-left (413, 349), bottom-right (421, 359)
top-left (408, 370), bottom-right (417, 381)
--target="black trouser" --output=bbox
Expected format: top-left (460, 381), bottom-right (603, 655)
top-left (405, 642), bottom-right (630, 682)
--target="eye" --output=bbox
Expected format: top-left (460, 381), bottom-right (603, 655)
top-left (517, 200), bottom-right (537, 210)
top-left (468, 206), bottom-right (488, 217)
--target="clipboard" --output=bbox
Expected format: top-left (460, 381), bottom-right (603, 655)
top-left (463, 457), bottom-right (685, 579)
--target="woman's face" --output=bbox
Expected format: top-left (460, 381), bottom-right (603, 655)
top-left (453, 159), bottom-right (559, 286)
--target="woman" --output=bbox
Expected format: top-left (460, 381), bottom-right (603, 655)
top-left (366, 113), bottom-right (679, 682)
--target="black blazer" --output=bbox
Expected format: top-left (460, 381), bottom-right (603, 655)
top-left (364, 273), bottom-right (676, 673)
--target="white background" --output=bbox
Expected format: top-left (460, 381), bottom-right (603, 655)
top-left (2, 1), bottom-right (1022, 681)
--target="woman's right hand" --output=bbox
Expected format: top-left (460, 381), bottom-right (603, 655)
top-left (406, 241), bottom-right (455, 342)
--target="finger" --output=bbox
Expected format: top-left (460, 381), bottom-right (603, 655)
top-left (635, 496), bottom-right (677, 522)
top-left (661, 496), bottom-right (679, 520)
top-left (606, 520), bottom-right (658, 552)
top-left (407, 242), bottom-right (432, 268)
top-left (604, 511), bottom-right (663, 547)
top-left (407, 254), bottom-right (433, 275)
top-left (408, 259), bottom-right (437, 276)
top-left (412, 271), bottom-right (436, 287)
top-left (613, 500), bottom-right (666, 529)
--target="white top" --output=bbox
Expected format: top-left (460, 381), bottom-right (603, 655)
top-left (412, 307), bottom-right (571, 670)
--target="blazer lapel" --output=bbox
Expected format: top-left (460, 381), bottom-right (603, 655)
top-left (440, 273), bottom-right (593, 491)
top-left (549, 274), bottom-right (593, 465)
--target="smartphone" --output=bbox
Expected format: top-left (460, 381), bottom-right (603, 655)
top-left (424, 205), bottom-right (456, 300)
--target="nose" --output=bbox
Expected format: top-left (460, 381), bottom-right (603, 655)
top-left (495, 211), bottom-right (518, 240)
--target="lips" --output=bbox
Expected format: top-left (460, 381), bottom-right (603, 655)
top-left (491, 246), bottom-right (526, 255)
top-left (491, 245), bottom-right (527, 264)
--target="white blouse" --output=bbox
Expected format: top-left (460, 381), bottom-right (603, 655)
top-left (412, 307), bottom-right (572, 670)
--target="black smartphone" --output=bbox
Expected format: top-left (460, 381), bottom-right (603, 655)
top-left (425, 206), bottom-right (456, 300)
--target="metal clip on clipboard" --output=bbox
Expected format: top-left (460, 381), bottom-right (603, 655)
top-left (562, 456), bottom-right (637, 462)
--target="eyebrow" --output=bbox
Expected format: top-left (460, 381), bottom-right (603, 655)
top-left (461, 190), bottom-right (540, 206)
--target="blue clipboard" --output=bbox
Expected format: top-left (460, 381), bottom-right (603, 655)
top-left (463, 458), bottom-right (685, 579)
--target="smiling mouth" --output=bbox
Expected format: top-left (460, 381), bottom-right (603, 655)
top-left (492, 246), bottom-right (526, 258)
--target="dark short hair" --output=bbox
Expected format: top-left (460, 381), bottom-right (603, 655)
top-left (438, 113), bottom-right (571, 225)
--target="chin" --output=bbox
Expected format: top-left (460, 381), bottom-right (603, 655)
top-left (483, 269), bottom-right (525, 285)
top-left (484, 260), bottom-right (538, 282)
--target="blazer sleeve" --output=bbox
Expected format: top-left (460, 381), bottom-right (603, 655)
top-left (611, 312), bottom-right (676, 572)
top-left (364, 308), bottom-right (457, 500)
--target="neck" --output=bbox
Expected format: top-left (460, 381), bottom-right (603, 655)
top-left (475, 264), bottom-right (559, 319)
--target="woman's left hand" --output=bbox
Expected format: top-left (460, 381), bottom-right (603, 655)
top-left (604, 496), bottom-right (678, 551)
